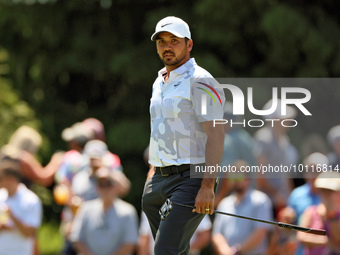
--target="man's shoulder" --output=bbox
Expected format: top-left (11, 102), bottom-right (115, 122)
top-left (18, 185), bottom-right (41, 205)
top-left (218, 194), bottom-right (235, 208)
top-left (289, 183), bottom-right (309, 199)
top-left (249, 189), bottom-right (271, 204)
top-left (115, 198), bottom-right (137, 215)
top-left (191, 64), bottom-right (214, 79)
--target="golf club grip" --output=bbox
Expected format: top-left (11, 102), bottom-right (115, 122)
top-left (278, 223), bottom-right (326, 236)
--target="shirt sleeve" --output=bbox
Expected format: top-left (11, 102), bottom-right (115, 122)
top-left (23, 199), bottom-right (42, 228)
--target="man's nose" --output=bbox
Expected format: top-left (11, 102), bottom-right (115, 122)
top-left (163, 42), bottom-right (172, 50)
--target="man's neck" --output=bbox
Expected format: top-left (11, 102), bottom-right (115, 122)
top-left (7, 183), bottom-right (19, 197)
top-left (163, 57), bottom-right (191, 82)
top-left (102, 197), bottom-right (116, 211)
top-left (235, 189), bottom-right (247, 204)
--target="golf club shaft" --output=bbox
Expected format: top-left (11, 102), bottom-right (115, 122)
top-left (171, 202), bottom-right (326, 236)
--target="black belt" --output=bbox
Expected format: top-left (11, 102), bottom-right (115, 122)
top-left (155, 164), bottom-right (190, 176)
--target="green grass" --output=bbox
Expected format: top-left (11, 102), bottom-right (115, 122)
top-left (38, 222), bottom-right (63, 255)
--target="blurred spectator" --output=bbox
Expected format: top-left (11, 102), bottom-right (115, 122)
top-left (0, 125), bottom-right (63, 187)
top-left (70, 166), bottom-right (138, 255)
top-left (216, 102), bottom-right (257, 206)
top-left (55, 120), bottom-right (122, 186)
top-left (297, 171), bottom-right (340, 255)
top-left (212, 160), bottom-right (273, 255)
top-left (265, 207), bottom-right (298, 255)
top-left (54, 121), bottom-right (95, 186)
top-left (82, 118), bottom-right (106, 142)
top-left (138, 211), bottom-right (211, 255)
top-left (58, 139), bottom-right (129, 255)
top-left (71, 139), bottom-right (129, 201)
top-left (288, 153), bottom-right (327, 223)
top-left (286, 153), bottom-right (328, 255)
top-left (0, 157), bottom-right (43, 255)
top-left (327, 125), bottom-right (340, 168)
top-left (301, 133), bottom-right (328, 160)
top-left (254, 99), bottom-right (299, 217)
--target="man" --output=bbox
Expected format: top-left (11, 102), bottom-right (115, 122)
top-left (142, 16), bottom-right (225, 255)
top-left (59, 139), bottom-right (128, 255)
top-left (215, 101), bottom-right (257, 206)
top-left (0, 157), bottom-right (43, 255)
top-left (71, 139), bottom-right (129, 201)
top-left (254, 99), bottom-right (299, 217)
top-left (70, 166), bottom-right (138, 255)
top-left (212, 160), bottom-right (273, 255)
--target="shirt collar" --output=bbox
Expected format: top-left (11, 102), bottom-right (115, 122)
top-left (158, 58), bottom-right (196, 77)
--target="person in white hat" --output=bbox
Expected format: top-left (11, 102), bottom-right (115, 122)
top-left (142, 16), bottom-right (225, 255)
top-left (297, 171), bottom-right (340, 255)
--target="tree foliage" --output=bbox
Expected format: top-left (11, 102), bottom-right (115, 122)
top-left (0, 0), bottom-right (340, 211)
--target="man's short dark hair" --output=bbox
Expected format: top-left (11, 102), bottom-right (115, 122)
top-left (0, 157), bottom-right (22, 181)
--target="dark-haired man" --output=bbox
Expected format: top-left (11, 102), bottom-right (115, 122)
top-left (0, 157), bottom-right (42, 255)
top-left (142, 16), bottom-right (225, 255)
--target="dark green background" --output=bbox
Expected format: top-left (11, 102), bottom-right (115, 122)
top-left (1, 0), bottom-right (340, 217)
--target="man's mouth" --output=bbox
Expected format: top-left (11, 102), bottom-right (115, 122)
top-left (163, 52), bottom-right (174, 58)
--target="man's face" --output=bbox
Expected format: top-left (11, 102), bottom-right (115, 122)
top-left (156, 32), bottom-right (192, 69)
top-left (97, 178), bottom-right (117, 200)
top-left (230, 178), bottom-right (249, 194)
top-left (90, 157), bottom-right (103, 170)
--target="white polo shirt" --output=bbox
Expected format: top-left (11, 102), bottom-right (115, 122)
top-left (149, 58), bottom-right (225, 167)
top-left (0, 184), bottom-right (42, 255)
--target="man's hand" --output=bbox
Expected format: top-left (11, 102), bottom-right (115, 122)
top-left (193, 180), bottom-right (215, 215)
top-left (193, 120), bottom-right (224, 215)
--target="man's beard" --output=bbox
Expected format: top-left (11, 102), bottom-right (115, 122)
top-left (160, 50), bottom-right (187, 67)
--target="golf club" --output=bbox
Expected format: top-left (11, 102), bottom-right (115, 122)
top-left (159, 198), bottom-right (326, 236)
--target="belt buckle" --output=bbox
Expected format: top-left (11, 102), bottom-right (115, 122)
top-left (160, 167), bottom-right (169, 177)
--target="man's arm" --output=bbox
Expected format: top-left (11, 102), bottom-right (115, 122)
top-left (212, 233), bottom-right (233, 255)
top-left (146, 165), bottom-right (155, 181)
top-left (74, 241), bottom-right (95, 255)
top-left (112, 243), bottom-right (136, 255)
top-left (193, 121), bottom-right (224, 214)
top-left (190, 229), bottom-right (211, 252)
top-left (237, 228), bottom-right (268, 254)
top-left (137, 235), bottom-right (152, 255)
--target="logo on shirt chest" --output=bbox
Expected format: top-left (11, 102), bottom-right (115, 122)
top-left (173, 82), bottom-right (181, 88)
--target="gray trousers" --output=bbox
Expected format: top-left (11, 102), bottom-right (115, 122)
top-left (142, 170), bottom-right (205, 255)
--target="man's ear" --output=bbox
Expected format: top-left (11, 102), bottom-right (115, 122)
top-left (187, 39), bottom-right (193, 51)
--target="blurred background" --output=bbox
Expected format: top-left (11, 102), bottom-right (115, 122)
top-left (0, 0), bottom-right (340, 254)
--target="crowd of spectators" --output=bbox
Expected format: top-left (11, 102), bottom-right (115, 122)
top-left (1, 100), bottom-right (340, 255)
